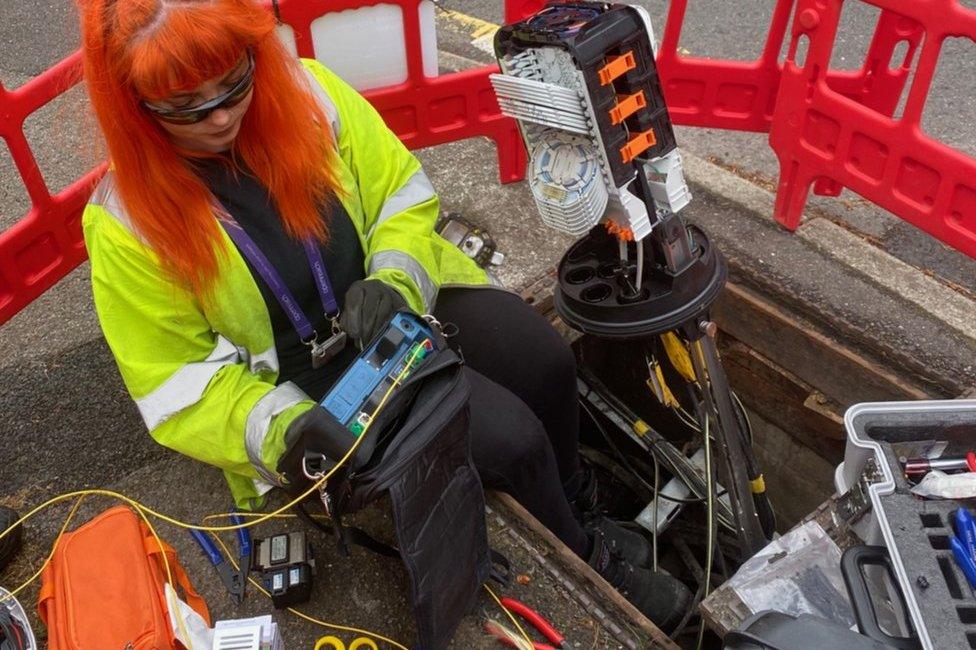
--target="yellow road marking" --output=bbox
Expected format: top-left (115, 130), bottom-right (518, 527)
top-left (435, 7), bottom-right (501, 40)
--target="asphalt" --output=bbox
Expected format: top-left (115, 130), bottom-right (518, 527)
top-left (1, 456), bottom-right (650, 649)
top-left (1, 1), bottom-right (975, 647)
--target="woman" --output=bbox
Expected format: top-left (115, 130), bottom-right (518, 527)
top-left (78, 0), bottom-right (690, 630)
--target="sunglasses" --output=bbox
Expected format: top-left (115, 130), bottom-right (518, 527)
top-left (143, 52), bottom-right (255, 125)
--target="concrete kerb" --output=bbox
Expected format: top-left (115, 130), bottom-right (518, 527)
top-left (798, 218), bottom-right (976, 346)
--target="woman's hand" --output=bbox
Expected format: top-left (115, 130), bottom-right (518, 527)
top-left (340, 279), bottom-right (407, 349)
top-left (275, 405), bottom-right (358, 494)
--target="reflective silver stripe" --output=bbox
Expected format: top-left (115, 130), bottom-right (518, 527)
top-left (303, 68), bottom-right (341, 138)
top-left (89, 171), bottom-right (143, 238)
top-left (486, 270), bottom-right (505, 288)
top-left (366, 170), bottom-right (437, 240)
top-left (368, 250), bottom-right (437, 312)
top-left (245, 381), bottom-right (310, 485)
top-left (243, 346), bottom-right (279, 375)
top-left (136, 336), bottom-right (240, 430)
top-left (251, 478), bottom-right (277, 500)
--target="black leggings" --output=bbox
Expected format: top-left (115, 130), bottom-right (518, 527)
top-left (433, 287), bottom-right (589, 556)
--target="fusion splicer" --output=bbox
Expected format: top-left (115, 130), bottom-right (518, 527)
top-left (252, 531), bottom-right (314, 609)
top-left (320, 312), bottom-right (436, 436)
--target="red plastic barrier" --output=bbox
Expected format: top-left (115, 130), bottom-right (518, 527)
top-left (657, 2), bottom-right (917, 145)
top-left (2, 0), bottom-right (974, 324)
top-left (0, 53), bottom-right (105, 324)
top-left (274, 0), bottom-right (541, 181)
top-left (769, 0), bottom-right (976, 257)
top-left (657, 0), bottom-right (795, 133)
top-left (0, 0), bottom-right (542, 325)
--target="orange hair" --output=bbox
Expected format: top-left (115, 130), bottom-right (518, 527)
top-left (80, 0), bottom-right (342, 297)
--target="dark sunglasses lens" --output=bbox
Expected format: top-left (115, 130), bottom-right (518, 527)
top-left (154, 76), bottom-right (252, 125)
top-left (221, 77), bottom-right (253, 109)
top-left (157, 110), bottom-right (209, 125)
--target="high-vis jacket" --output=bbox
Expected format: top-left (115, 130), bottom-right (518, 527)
top-left (84, 60), bottom-right (490, 508)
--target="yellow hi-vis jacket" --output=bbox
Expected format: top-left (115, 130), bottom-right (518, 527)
top-left (83, 60), bottom-right (490, 508)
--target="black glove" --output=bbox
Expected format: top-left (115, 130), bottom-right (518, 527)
top-left (339, 279), bottom-right (407, 349)
top-left (275, 406), bottom-right (359, 495)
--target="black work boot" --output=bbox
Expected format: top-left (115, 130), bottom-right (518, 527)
top-left (569, 463), bottom-right (654, 569)
top-left (587, 530), bottom-right (693, 634)
top-left (569, 459), bottom-right (645, 519)
top-left (584, 514), bottom-right (653, 569)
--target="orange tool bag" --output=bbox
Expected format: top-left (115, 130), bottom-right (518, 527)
top-left (38, 505), bottom-right (210, 649)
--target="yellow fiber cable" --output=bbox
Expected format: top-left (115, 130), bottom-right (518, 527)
top-left (483, 583), bottom-right (534, 649)
top-left (140, 505), bottom-right (190, 649)
top-left (0, 345), bottom-right (424, 547)
top-left (647, 363), bottom-right (679, 408)
top-left (210, 533), bottom-right (408, 650)
top-left (0, 496), bottom-right (85, 605)
top-left (0, 494), bottom-right (193, 649)
top-left (661, 332), bottom-right (696, 382)
top-left (0, 345), bottom-right (425, 646)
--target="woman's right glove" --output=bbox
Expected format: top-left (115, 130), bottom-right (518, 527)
top-left (340, 279), bottom-right (407, 350)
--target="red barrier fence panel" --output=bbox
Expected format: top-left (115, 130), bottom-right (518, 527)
top-left (657, 1), bottom-right (941, 205)
top-left (274, 0), bottom-right (543, 183)
top-left (769, 0), bottom-right (976, 258)
top-left (808, 8), bottom-right (924, 197)
top-left (0, 0), bottom-right (543, 325)
top-left (0, 52), bottom-right (105, 325)
top-left (657, 0), bottom-right (795, 133)
top-left (656, 2), bottom-right (918, 155)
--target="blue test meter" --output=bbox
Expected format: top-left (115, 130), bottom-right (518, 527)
top-left (319, 312), bottom-right (436, 436)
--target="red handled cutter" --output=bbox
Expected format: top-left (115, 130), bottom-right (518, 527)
top-left (488, 597), bottom-right (564, 649)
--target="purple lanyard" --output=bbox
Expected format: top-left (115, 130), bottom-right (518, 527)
top-left (219, 215), bottom-right (339, 343)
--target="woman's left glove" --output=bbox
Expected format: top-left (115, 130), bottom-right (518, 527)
top-left (340, 279), bottom-right (407, 349)
top-left (275, 405), bottom-right (359, 495)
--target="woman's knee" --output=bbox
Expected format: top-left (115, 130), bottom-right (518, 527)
top-left (493, 413), bottom-right (552, 468)
top-left (489, 294), bottom-right (578, 390)
top-left (466, 370), bottom-right (554, 470)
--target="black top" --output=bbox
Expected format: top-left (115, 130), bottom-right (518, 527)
top-left (199, 160), bottom-right (365, 401)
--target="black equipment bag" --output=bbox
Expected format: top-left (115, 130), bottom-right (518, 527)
top-left (308, 317), bottom-right (490, 650)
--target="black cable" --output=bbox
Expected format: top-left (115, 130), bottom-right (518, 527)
top-left (645, 437), bottom-right (730, 503)
top-left (730, 390), bottom-right (753, 446)
top-left (724, 389), bottom-right (777, 538)
top-left (577, 368), bottom-right (737, 529)
top-left (696, 354), bottom-right (777, 540)
top-left (579, 398), bottom-right (657, 493)
top-left (577, 366), bottom-right (643, 424)
top-left (579, 398), bottom-right (726, 505)
top-left (712, 527), bottom-right (730, 581)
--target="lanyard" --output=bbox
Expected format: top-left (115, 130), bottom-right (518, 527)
top-left (219, 213), bottom-right (347, 367)
top-left (220, 215), bottom-right (338, 340)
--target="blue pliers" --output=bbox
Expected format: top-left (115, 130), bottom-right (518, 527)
top-left (951, 507), bottom-right (976, 589)
top-left (189, 512), bottom-right (252, 603)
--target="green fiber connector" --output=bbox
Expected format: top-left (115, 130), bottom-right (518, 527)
top-left (349, 421), bottom-right (365, 436)
top-left (408, 343), bottom-right (427, 367)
